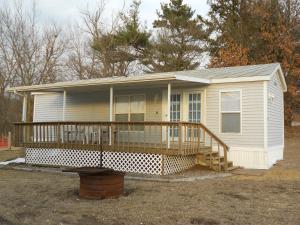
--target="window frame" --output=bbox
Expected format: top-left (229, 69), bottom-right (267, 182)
top-left (219, 89), bottom-right (242, 134)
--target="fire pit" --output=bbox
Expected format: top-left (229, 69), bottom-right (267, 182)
top-left (63, 167), bottom-right (125, 199)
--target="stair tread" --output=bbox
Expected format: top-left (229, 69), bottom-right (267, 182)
top-left (212, 161), bottom-right (232, 166)
top-left (226, 166), bottom-right (240, 171)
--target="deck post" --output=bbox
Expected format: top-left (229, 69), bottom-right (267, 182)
top-left (22, 94), bottom-right (27, 122)
top-left (109, 86), bottom-right (113, 145)
top-left (63, 90), bottom-right (66, 121)
top-left (167, 82), bottom-right (171, 149)
top-left (61, 90), bottom-right (66, 143)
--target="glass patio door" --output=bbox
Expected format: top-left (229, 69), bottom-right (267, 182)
top-left (187, 93), bottom-right (201, 140)
top-left (170, 94), bottom-right (181, 138)
top-left (188, 93), bottom-right (201, 123)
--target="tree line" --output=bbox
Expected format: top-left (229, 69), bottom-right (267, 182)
top-left (0, 0), bottom-right (299, 134)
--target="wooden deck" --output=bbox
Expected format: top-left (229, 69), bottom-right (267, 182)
top-left (13, 121), bottom-right (229, 170)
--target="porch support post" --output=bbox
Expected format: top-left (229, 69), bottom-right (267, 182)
top-left (167, 82), bottom-right (171, 149)
top-left (109, 86), bottom-right (113, 145)
top-left (63, 90), bottom-right (66, 121)
top-left (22, 94), bottom-right (28, 122)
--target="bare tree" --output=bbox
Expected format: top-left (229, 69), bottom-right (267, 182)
top-left (67, 0), bottom-right (150, 79)
top-left (66, 25), bottom-right (102, 79)
top-left (0, 0), bottom-right (66, 130)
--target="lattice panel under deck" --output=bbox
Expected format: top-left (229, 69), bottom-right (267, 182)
top-left (102, 152), bottom-right (162, 175)
top-left (26, 148), bottom-right (196, 175)
top-left (26, 148), bottom-right (102, 167)
top-left (26, 148), bottom-right (163, 175)
top-left (163, 155), bottom-right (196, 175)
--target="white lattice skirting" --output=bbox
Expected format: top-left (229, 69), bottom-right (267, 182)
top-left (25, 148), bottom-right (196, 175)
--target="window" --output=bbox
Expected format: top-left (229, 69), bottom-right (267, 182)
top-left (220, 91), bottom-right (241, 133)
top-left (115, 95), bottom-right (145, 130)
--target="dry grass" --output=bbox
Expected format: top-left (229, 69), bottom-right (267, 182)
top-left (0, 148), bottom-right (25, 162)
top-left (0, 134), bottom-right (300, 225)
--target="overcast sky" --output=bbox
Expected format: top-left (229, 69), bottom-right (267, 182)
top-left (1, 0), bottom-right (209, 28)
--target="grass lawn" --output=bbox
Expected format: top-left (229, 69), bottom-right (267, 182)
top-left (0, 130), bottom-right (299, 225)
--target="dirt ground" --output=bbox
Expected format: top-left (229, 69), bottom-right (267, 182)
top-left (0, 131), bottom-right (300, 225)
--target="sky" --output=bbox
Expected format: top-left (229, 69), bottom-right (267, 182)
top-left (2, 0), bottom-right (210, 28)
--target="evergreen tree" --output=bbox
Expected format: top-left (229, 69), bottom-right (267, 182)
top-left (92, 0), bottom-right (150, 76)
top-left (142, 0), bottom-right (207, 72)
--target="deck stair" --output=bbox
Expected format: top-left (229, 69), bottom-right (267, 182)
top-left (196, 148), bottom-right (236, 172)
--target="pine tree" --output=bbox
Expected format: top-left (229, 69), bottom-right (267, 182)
top-left (92, 1), bottom-right (150, 76)
top-left (141, 0), bottom-right (207, 72)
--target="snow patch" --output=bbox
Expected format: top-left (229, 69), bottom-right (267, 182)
top-left (0, 158), bottom-right (25, 165)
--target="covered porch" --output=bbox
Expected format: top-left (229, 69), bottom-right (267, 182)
top-left (10, 74), bottom-right (230, 174)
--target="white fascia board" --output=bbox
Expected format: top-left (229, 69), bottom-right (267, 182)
top-left (211, 75), bottom-right (272, 84)
top-left (175, 75), bottom-right (210, 84)
top-left (30, 92), bottom-right (62, 95)
top-left (270, 65), bottom-right (287, 92)
top-left (7, 74), bottom-right (177, 93)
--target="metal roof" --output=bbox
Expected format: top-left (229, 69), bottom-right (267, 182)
top-left (8, 63), bottom-right (286, 92)
top-left (156, 63), bottom-right (280, 79)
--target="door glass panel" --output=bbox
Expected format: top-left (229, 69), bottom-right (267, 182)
top-left (188, 93), bottom-right (201, 139)
top-left (170, 94), bottom-right (180, 138)
top-left (188, 93), bottom-right (201, 123)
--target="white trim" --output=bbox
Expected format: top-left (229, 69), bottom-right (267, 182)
top-left (175, 75), bottom-right (210, 84)
top-left (109, 86), bottom-right (113, 122)
top-left (31, 92), bottom-right (62, 95)
top-left (33, 95), bottom-right (36, 122)
top-left (211, 76), bottom-right (272, 84)
top-left (270, 65), bottom-right (287, 92)
top-left (8, 74), bottom-right (178, 92)
top-left (62, 90), bottom-right (66, 121)
top-left (167, 83), bottom-right (171, 149)
top-left (167, 83), bottom-right (171, 122)
top-left (219, 89), bottom-right (242, 134)
top-left (22, 95), bottom-right (27, 122)
top-left (109, 87), bottom-right (113, 145)
top-left (203, 88), bottom-right (207, 125)
top-left (263, 81), bottom-right (268, 149)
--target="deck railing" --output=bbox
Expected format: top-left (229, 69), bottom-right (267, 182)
top-left (13, 121), bottom-right (229, 169)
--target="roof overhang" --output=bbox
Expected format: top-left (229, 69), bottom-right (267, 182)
top-left (271, 64), bottom-right (288, 92)
top-left (6, 63), bottom-right (287, 93)
top-left (210, 64), bottom-right (287, 92)
top-left (7, 74), bottom-right (210, 93)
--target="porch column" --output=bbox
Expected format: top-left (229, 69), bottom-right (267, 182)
top-left (22, 94), bottom-right (28, 122)
top-left (167, 82), bottom-right (171, 148)
top-left (109, 86), bottom-right (113, 145)
top-left (62, 90), bottom-right (66, 121)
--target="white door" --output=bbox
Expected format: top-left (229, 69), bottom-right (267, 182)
top-left (188, 93), bottom-right (201, 123)
top-left (170, 94), bottom-right (181, 139)
top-left (186, 92), bottom-right (201, 140)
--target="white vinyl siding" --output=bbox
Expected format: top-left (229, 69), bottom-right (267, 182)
top-left (33, 93), bottom-right (63, 122)
top-left (65, 91), bottom-right (109, 121)
top-left (267, 72), bottom-right (284, 147)
top-left (206, 81), bottom-right (265, 147)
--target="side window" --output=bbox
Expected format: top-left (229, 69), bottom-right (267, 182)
top-left (220, 91), bottom-right (241, 133)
